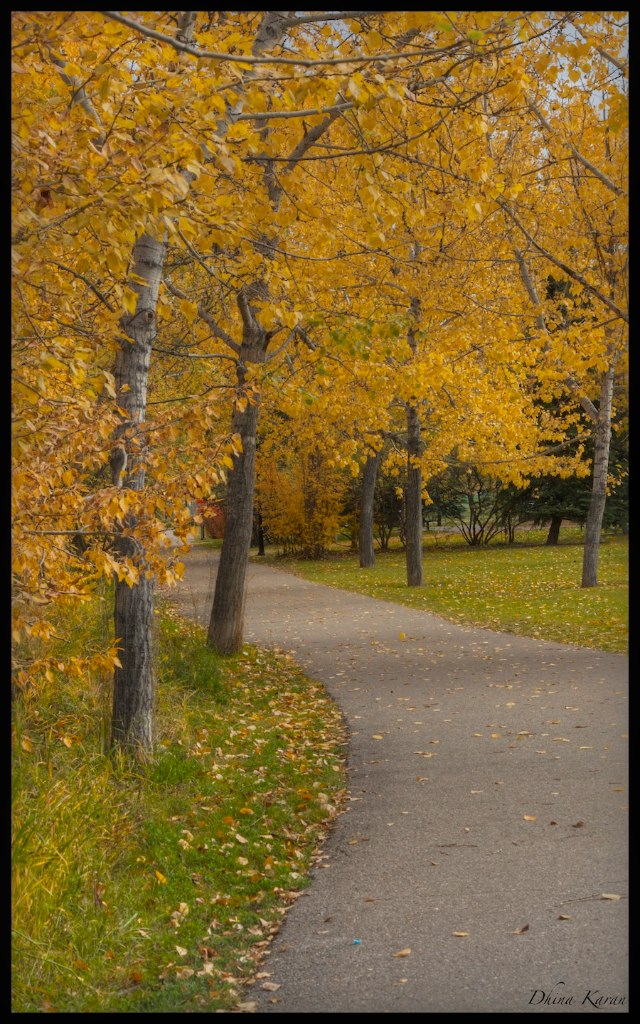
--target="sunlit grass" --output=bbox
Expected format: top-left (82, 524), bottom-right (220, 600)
top-left (12, 597), bottom-right (346, 1013)
top-left (265, 529), bottom-right (627, 654)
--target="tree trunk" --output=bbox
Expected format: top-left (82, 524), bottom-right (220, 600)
top-left (546, 515), bottom-right (562, 546)
top-left (359, 451), bottom-right (381, 568)
top-left (110, 232), bottom-right (165, 755)
top-left (405, 403), bottom-right (423, 586)
top-left (208, 353), bottom-right (262, 654)
top-left (582, 366), bottom-right (615, 587)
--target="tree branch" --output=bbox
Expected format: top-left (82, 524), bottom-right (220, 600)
top-left (498, 198), bottom-right (628, 323)
top-left (101, 12), bottom-right (456, 68)
top-left (164, 279), bottom-right (240, 353)
top-left (525, 96), bottom-right (625, 197)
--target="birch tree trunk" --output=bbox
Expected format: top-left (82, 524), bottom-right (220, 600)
top-left (359, 451), bottom-right (381, 568)
top-left (110, 232), bottom-right (165, 755)
top-left (581, 366), bottom-right (615, 588)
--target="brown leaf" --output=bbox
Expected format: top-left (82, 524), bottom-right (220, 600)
top-left (175, 967), bottom-right (194, 979)
top-left (262, 981), bottom-right (281, 991)
top-left (572, 821), bottom-right (584, 828)
top-left (452, 931), bottom-right (469, 937)
top-left (523, 815), bottom-right (537, 822)
top-left (600, 893), bottom-right (622, 901)
top-left (393, 947), bottom-right (412, 957)
top-left (513, 924), bottom-right (530, 935)
top-left (557, 914), bottom-right (572, 920)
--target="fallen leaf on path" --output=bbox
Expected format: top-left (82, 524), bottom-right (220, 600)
top-left (372, 734), bottom-right (385, 740)
top-left (557, 914), bottom-right (571, 920)
top-left (600, 893), bottom-right (622, 901)
top-left (452, 931), bottom-right (469, 937)
top-left (513, 924), bottom-right (530, 934)
top-left (393, 948), bottom-right (412, 957)
top-left (236, 1001), bottom-right (257, 1012)
top-left (523, 815), bottom-right (537, 822)
top-left (262, 982), bottom-right (281, 991)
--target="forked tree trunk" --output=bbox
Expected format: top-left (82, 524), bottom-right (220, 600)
top-left (405, 403), bottom-right (423, 586)
top-left (110, 232), bottom-right (165, 755)
top-left (582, 366), bottom-right (615, 588)
top-left (359, 451), bottom-right (381, 568)
top-left (546, 515), bottom-right (562, 546)
top-left (208, 353), bottom-right (262, 654)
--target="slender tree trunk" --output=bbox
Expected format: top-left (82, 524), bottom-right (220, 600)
top-left (546, 515), bottom-right (562, 546)
top-left (405, 403), bottom-right (423, 586)
top-left (582, 366), bottom-right (615, 587)
top-left (208, 350), bottom-right (262, 654)
top-left (359, 451), bottom-right (381, 568)
top-left (110, 232), bottom-right (165, 755)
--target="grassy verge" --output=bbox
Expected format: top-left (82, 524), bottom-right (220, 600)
top-left (260, 529), bottom-right (628, 654)
top-left (12, 597), bottom-right (346, 1013)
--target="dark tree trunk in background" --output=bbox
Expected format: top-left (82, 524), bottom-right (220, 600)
top-left (359, 450), bottom-right (381, 568)
top-left (546, 515), bottom-right (562, 546)
top-left (110, 232), bottom-right (165, 756)
top-left (405, 403), bottom-right (423, 586)
top-left (582, 366), bottom-right (615, 587)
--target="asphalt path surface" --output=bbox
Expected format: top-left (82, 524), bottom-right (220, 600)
top-left (169, 548), bottom-right (628, 1014)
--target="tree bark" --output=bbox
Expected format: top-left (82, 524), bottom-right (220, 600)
top-left (582, 366), bottom-right (615, 587)
top-left (405, 403), bottom-right (423, 586)
top-left (545, 515), bottom-right (562, 546)
top-left (208, 340), bottom-right (262, 654)
top-left (110, 232), bottom-right (165, 755)
top-left (359, 451), bottom-right (381, 568)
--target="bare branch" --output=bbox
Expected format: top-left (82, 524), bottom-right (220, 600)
top-left (235, 101), bottom-right (352, 122)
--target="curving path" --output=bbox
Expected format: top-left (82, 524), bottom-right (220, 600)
top-left (169, 548), bottom-right (628, 1014)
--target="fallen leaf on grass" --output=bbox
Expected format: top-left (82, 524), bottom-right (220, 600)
top-left (155, 870), bottom-right (167, 884)
top-left (393, 948), bottom-right (412, 957)
top-left (175, 945), bottom-right (188, 957)
top-left (175, 967), bottom-right (194, 979)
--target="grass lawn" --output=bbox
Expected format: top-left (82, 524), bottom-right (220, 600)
top-left (260, 528), bottom-right (628, 654)
top-left (12, 597), bottom-right (346, 1013)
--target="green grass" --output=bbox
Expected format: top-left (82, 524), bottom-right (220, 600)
top-left (12, 596), bottom-right (346, 1013)
top-left (262, 528), bottom-right (628, 654)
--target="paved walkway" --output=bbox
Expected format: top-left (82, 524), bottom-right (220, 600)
top-left (169, 549), bottom-right (628, 1014)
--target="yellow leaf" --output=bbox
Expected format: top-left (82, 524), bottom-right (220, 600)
top-left (392, 947), bottom-right (412, 957)
top-left (452, 931), bottom-right (469, 937)
top-left (122, 289), bottom-right (137, 314)
top-left (62, 736), bottom-right (73, 748)
top-left (372, 734), bottom-right (385, 740)
top-left (21, 736), bottom-right (33, 752)
top-left (155, 870), bottom-right (167, 884)
top-left (523, 815), bottom-right (537, 822)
